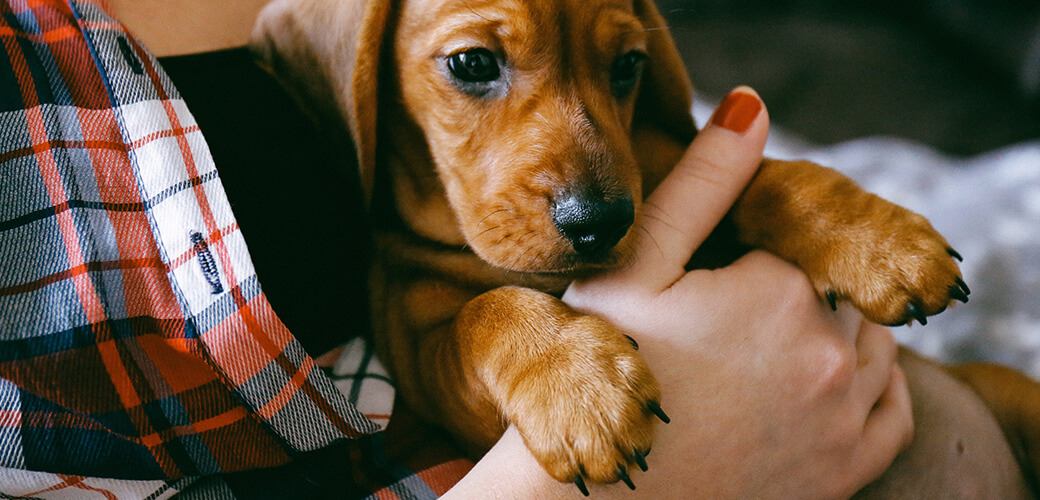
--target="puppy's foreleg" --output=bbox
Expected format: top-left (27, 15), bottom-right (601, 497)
top-left (730, 158), bottom-right (967, 327)
top-left (399, 285), bottom-right (661, 486)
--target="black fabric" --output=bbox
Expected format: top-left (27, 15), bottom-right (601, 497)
top-left (159, 48), bottom-right (371, 357)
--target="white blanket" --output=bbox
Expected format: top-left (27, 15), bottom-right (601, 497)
top-left (693, 100), bottom-right (1040, 377)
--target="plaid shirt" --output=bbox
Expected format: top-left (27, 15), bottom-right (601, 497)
top-left (0, 0), bottom-right (470, 497)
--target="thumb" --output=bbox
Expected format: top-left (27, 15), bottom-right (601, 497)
top-left (612, 86), bottom-right (770, 290)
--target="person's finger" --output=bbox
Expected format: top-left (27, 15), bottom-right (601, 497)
top-left (614, 86), bottom-right (770, 290)
top-left (849, 322), bottom-right (899, 410)
top-left (847, 365), bottom-right (914, 496)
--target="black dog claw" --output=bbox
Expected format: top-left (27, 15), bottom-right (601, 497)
top-left (574, 475), bottom-right (589, 496)
top-left (616, 465), bottom-right (635, 490)
top-left (624, 334), bottom-right (639, 350)
top-left (955, 277), bottom-right (971, 296)
top-left (947, 248), bottom-right (964, 262)
top-left (633, 449), bottom-right (648, 472)
top-left (949, 284), bottom-right (969, 303)
top-left (825, 290), bottom-right (838, 311)
top-left (647, 400), bottom-right (670, 424)
top-left (907, 302), bottom-right (927, 326)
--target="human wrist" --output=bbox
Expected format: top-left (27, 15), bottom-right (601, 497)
top-left (442, 426), bottom-right (573, 499)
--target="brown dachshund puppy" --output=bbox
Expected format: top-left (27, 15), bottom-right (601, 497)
top-left (253, 0), bottom-right (1040, 495)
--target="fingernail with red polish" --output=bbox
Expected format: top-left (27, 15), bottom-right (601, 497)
top-left (710, 88), bottom-right (762, 133)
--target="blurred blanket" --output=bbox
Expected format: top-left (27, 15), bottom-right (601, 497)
top-left (694, 99), bottom-right (1040, 377)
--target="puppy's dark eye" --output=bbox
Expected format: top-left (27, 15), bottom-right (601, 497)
top-left (610, 51), bottom-right (648, 97)
top-left (448, 48), bottom-right (501, 82)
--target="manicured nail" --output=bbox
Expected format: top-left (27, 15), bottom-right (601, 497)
top-left (710, 88), bottom-right (762, 133)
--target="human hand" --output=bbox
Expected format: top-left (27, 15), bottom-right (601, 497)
top-left (444, 87), bottom-right (913, 499)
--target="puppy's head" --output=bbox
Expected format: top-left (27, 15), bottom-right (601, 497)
top-left (253, 0), bottom-right (695, 274)
top-left (390, 0), bottom-right (695, 274)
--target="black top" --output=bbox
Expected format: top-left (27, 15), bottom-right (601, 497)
top-left (159, 48), bottom-right (371, 357)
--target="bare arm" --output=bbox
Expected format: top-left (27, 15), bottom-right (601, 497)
top-left (107, 0), bottom-right (273, 57)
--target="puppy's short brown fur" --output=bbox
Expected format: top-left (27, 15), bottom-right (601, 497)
top-left (253, 0), bottom-right (1040, 495)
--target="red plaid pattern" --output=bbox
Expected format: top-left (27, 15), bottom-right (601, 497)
top-left (0, 0), bottom-right (472, 497)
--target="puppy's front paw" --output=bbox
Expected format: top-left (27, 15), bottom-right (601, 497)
top-left (736, 159), bottom-right (969, 328)
top-left (809, 199), bottom-right (968, 326)
top-left (501, 315), bottom-right (663, 494)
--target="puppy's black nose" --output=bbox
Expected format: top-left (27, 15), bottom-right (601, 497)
top-left (552, 191), bottom-right (634, 257)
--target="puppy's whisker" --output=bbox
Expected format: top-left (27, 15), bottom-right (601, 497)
top-left (512, 239), bottom-right (539, 268)
top-left (462, 0), bottom-right (493, 23)
top-left (635, 226), bottom-right (665, 259)
top-left (478, 208), bottom-right (510, 226)
top-left (527, 248), bottom-right (550, 270)
top-left (640, 212), bottom-right (674, 229)
top-left (511, 244), bottom-right (536, 270)
top-left (515, 229), bottom-right (538, 246)
top-left (474, 225), bottom-right (502, 240)
top-left (493, 233), bottom-right (513, 247)
top-left (640, 202), bottom-right (683, 233)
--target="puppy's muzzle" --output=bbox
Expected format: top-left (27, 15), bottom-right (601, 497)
top-left (552, 189), bottom-right (634, 258)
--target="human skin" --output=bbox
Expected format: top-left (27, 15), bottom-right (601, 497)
top-left (107, 0), bottom-right (272, 57)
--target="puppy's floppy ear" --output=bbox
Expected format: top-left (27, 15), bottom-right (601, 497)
top-left (251, 0), bottom-right (393, 203)
top-left (631, 0), bottom-right (697, 191)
